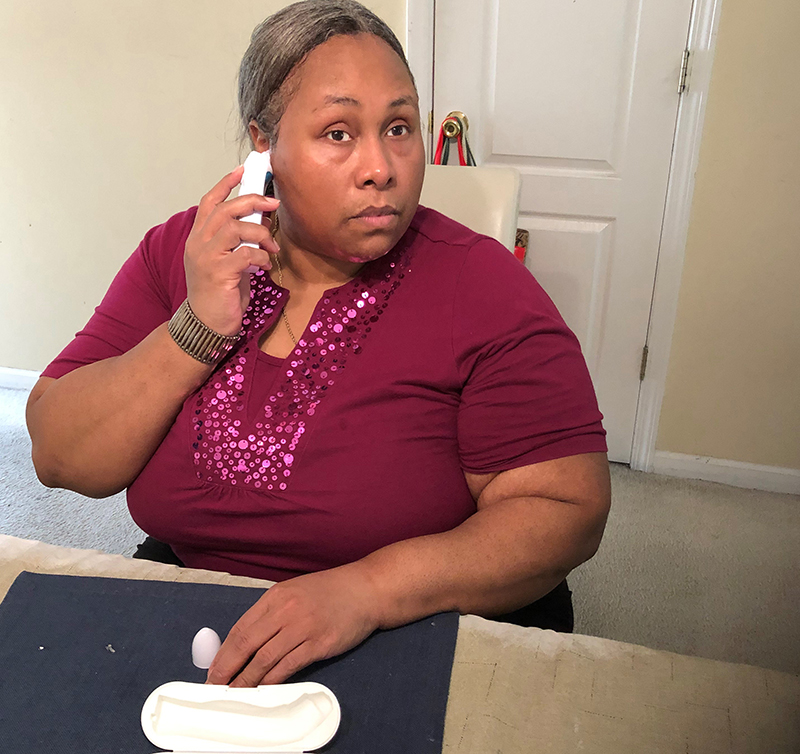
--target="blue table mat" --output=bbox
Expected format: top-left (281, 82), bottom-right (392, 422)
top-left (0, 571), bottom-right (458, 753)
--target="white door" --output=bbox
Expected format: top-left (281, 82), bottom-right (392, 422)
top-left (433, 0), bottom-right (693, 462)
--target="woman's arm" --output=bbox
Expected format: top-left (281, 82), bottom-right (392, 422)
top-left (27, 331), bottom-right (213, 497)
top-left (207, 451), bottom-right (611, 686)
top-left (27, 168), bottom-right (279, 497)
top-left (362, 451), bottom-right (611, 625)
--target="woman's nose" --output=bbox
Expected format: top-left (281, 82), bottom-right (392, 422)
top-left (355, 137), bottom-right (393, 189)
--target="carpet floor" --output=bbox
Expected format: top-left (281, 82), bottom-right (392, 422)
top-left (2, 387), bottom-right (798, 673)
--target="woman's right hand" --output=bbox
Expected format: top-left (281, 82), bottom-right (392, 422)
top-left (184, 165), bottom-right (281, 336)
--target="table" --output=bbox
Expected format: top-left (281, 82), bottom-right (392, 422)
top-left (1, 534), bottom-right (797, 753)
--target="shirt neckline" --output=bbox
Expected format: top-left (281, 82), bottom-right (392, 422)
top-left (255, 349), bottom-right (285, 367)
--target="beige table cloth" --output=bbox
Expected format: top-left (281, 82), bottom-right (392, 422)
top-left (1, 534), bottom-right (797, 753)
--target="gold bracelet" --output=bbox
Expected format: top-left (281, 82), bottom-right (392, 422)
top-left (168, 299), bottom-right (240, 366)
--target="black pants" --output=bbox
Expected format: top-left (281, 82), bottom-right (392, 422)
top-left (132, 536), bottom-right (574, 633)
top-left (132, 536), bottom-right (185, 567)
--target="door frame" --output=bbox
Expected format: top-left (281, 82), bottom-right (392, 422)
top-left (629, 0), bottom-right (723, 471)
top-left (405, 0), bottom-right (724, 472)
top-left (405, 0), bottom-right (436, 159)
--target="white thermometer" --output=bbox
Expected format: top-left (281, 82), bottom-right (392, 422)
top-left (236, 150), bottom-right (273, 251)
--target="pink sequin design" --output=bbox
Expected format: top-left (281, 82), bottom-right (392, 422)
top-left (192, 246), bottom-right (412, 491)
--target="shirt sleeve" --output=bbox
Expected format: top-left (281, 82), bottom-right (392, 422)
top-left (41, 208), bottom-right (197, 380)
top-left (454, 237), bottom-right (607, 474)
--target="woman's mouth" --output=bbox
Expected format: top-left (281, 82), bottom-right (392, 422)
top-left (351, 205), bottom-right (400, 229)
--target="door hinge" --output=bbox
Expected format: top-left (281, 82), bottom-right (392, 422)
top-left (639, 345), bottom-right (649, 381)
top-left (678, 49), bottom-right (691, 94)
top-left (428, 110), bottom-right (434, 134)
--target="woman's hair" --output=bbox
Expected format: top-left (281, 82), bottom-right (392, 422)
top-left (238, 0), bottom-right (415, 148)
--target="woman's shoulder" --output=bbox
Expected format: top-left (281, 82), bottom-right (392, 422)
top-left (410, 205), bottom-right (489, 248)
top-left (410, 205), bottom-right (539, 296)
top-left (134, 206), bottom-right (199, 306)
top-left (411, 204), bottom-right (514, 261)
top-left (411, 206), bottom-right (522, 269)
top-left (141, 206), bottom-right (198, 263)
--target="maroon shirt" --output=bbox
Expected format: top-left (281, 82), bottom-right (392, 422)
top-left (44, 206), bottom-right (606, 581)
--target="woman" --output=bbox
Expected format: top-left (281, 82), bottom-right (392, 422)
top-left (27, 0), bottom-right (610, 687)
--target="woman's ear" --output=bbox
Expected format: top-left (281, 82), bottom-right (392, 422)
top-left (248, 120), bottom-right (271, 153)
top-left (248, 120), bottom-right (278, 198)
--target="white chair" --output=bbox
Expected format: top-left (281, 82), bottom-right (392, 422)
top-left (419, 164), bottom-right (521, 251)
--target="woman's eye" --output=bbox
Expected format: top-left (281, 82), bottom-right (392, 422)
top-left (388, 124), bottom-right (409, 137)
top-left (326, 130), bottom-right (351, 142)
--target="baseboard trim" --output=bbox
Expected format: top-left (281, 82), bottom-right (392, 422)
top-left (652, 451), bottom-right (800, 495)
top-left (0, 367), bottom-right (41, 391)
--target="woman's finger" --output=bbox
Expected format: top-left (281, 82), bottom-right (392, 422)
top-left (257, 643), bottom-right (319, 686)
top-left (205, 589), bottom-right (283, 684)
top-left (226, 244), bottom-right (274, 275)
top-left (207, 618), bottom-right (280, 685)
top-left (195, 165), bottom-right (245, 228)
top-left (195, 166), bottom-right (280, 229)
top-left (213, 217), bottom-right (279, 256)
top-left (225, 193), bottom-right (281, 221)
top-left (228, 630), bottom-right (306, 688)
top-left (200, 195), bottom-right (279, 243)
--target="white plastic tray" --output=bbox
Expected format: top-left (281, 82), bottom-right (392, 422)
top-left (141, 681), bottom-right (340, 753)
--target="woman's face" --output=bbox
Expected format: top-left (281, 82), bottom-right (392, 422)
top-left (256, 33), bottom-right (426, 264)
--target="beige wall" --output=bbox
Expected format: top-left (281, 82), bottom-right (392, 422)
top-left (0, 0), bottom-right (405, 372)
top-left (656, 0), bottom-right (800, 470)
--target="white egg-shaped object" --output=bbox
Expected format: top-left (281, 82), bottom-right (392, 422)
top-left (191, 627), bottom-right (222, 669)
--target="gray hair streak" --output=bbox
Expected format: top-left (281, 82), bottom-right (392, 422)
top-left (238, 0), bottom-right (415, 148)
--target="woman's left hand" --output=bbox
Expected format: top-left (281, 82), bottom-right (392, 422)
top-left (206, 564), bottom-right (382, 686)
